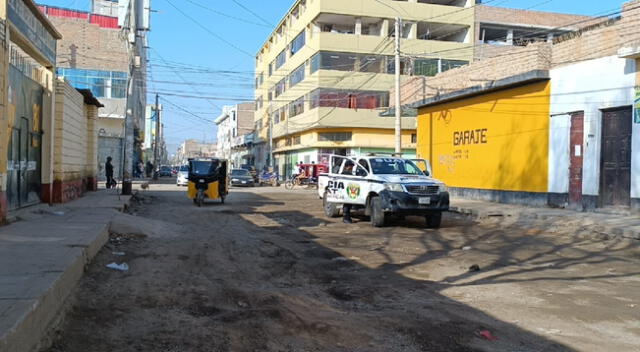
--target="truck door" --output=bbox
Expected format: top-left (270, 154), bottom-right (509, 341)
top-left (411, 158), bottom-right (432, 176)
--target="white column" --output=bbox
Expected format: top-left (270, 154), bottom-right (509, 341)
top-left (506, 29), bottom-right (514, 45)
top-left (355, 18), bottom-right (362, 35)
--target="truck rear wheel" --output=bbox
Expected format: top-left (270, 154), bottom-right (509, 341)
top-left (426, 212), bottom-right (442, 229)
top-left (370, 196), bottom-right (387, 227)
top-left (323, 190), bottom-right (341, 218)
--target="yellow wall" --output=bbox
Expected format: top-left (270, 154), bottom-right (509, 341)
top-left (417, 81), bottom-right (551, 193)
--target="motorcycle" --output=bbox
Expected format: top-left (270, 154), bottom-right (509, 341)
top-left (259, 170), bottom-right (280, 187)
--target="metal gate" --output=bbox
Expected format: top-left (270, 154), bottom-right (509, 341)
top-left (600, 108), bottom-right (632, 207)
top-left (6, 66), bottom-right (43, 210)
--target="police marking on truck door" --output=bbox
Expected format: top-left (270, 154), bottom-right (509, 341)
top-left (327, 180), bottom-right (346, 201)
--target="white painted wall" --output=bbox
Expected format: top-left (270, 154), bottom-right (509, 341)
top-left (550, 56), bottom-right (636, 196)
top-left (548, 114), bottom-right (570, 194)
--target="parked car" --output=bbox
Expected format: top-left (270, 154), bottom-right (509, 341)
top-left (158, 165), bottom-right (173, 177)
top-left (230, 168), bottom-right (255, 187)
top-left (318, 155), bottom-right (449, 228)
top-left (176, 165), bottom-right (189, 186)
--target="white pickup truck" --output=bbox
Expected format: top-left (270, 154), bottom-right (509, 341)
top-left (318, 155), bottom-right (450, 228)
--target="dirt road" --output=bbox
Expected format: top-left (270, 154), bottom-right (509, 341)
top-left (44, 182), bottom-right (640, 352)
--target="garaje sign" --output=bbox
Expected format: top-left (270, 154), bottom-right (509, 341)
top-left (8, 0), bottom-right (57, 64)
top-left (453, 129), bottom-right (488, 146)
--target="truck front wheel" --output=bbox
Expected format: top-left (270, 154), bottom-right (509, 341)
top-left (370, 196), bottom-right (387, 227)
top-left (323, 190), bottom-right (341, 218)
top-left (426, 212), bottom-right (442, 229)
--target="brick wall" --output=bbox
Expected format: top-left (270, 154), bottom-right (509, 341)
top-left (49, 16), bottom-right (128, 72)
top-left (476, 5), bottom-right (595, 29)
top-left (46, 79), bottom-right (98, 203)
top-left (396, 43), bottom-right (551, 106)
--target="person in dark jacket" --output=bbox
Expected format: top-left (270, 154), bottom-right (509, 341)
top-left (106, 157), bottom-right (115, 189)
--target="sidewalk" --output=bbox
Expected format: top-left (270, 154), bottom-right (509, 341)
top-left (450, 198), bottom-right (640, 240)
top-left (0, 190), bottom-right (131, 352)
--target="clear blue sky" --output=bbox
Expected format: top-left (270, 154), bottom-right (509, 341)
top-left (37, 0), bottom-right (625, 153)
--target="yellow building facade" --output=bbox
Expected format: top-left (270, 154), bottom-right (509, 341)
top-left (417, 80), bottom-right (551, 194)
top-left (253, 0), bottom-right (476, 175)
top-left (0, 0), bottom-right (60, 222)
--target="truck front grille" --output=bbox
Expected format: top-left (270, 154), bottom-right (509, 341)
top-left (405, 185), bottom-right (439, 195)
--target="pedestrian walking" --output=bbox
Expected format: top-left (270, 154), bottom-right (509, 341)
top-left (105, 157), bottom-right (115, 189)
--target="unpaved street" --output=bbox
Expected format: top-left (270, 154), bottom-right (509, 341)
top-left (44, 182), bottom-right (640, 352)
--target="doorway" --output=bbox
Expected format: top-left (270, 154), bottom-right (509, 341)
top-left (600, 107), bottom-right (632, 207)
top-left (569, 112), bottom-right (584, 207)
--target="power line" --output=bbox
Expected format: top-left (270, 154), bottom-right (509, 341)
top-left (230, 0), bottom-right (273, 26)
top-left (163, 0), bottom-right (254, 57)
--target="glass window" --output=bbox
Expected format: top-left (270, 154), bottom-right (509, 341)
top-left (308, 89), bottom-right (389, 109)
top-left (413, 58), bottom-right (439, 77)
top-left (290, 30), bottom-right (305, 56)
top-left (112, 79), bottom-right (127, 98)
top-left (289, 64), bottom-right (305, 87)
top-left (310, 53), bottom-right (320, 74)
top-left (275, 79), bottom-right (286, 97)
top-left (321, 52), bottom-right (357, 72)
top-left (288, 96), bottom-right (305, 118)
top-left (318, 132), bottom-right (352, 142)
top-left (370, 159), bottom-right (422, 175)
top-left (275, 50), bottom-right (287, 69)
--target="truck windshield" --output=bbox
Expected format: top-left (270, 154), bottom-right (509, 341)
top-left (370, 158), bottom-right (423, 175)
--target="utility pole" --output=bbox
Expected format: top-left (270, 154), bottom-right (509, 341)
top-left (268, 114), bottom-right (274, 171)
top-left (394, 17), bottom-right (402, 155)
top-left (153, 93), bottom-right (161, 180)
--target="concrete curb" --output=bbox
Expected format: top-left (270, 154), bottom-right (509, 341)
top-left (0, 193), bottom-right (131, 352)
top-left (0, 225), bottom-right (109, 352)
top-left (450, 205), bottom-right (640, 240)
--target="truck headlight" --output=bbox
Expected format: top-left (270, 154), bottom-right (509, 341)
top-left (438, 184), bottom-right (448, 193)
top-left (384, 183), bottom-right (404, 192)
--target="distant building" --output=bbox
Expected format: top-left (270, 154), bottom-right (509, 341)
top-left (215, 103), bottom-right (255, 165)
top-left (176, 139), bottom-right (218, 164)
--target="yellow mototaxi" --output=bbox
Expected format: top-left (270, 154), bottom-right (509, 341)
top-left (187, 158), bottom-right (229, 206)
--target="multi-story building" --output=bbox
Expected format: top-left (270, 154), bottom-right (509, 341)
top-left (254, 0), bottom-right (477, 178)
top-left (216, 103), bottom-right (255, 164)
top-left (39, 4), bottom-right (130, 180)
top-left (175, 139), bottom-right (217, 165)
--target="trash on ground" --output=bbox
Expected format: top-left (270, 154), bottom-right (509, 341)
top-left (112, 252), bottom-right (126, 256)
top-left (462, 246), bottom-right (472, 251)
top-left (468, 264), bottom-right (480, 272)
top-left (478, 330), bottom-right (498, 341)
top-left (106, 263), bottom-right (129, 271)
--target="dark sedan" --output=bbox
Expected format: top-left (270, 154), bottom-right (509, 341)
top-left (230, 168), bottom-right (255, 187)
